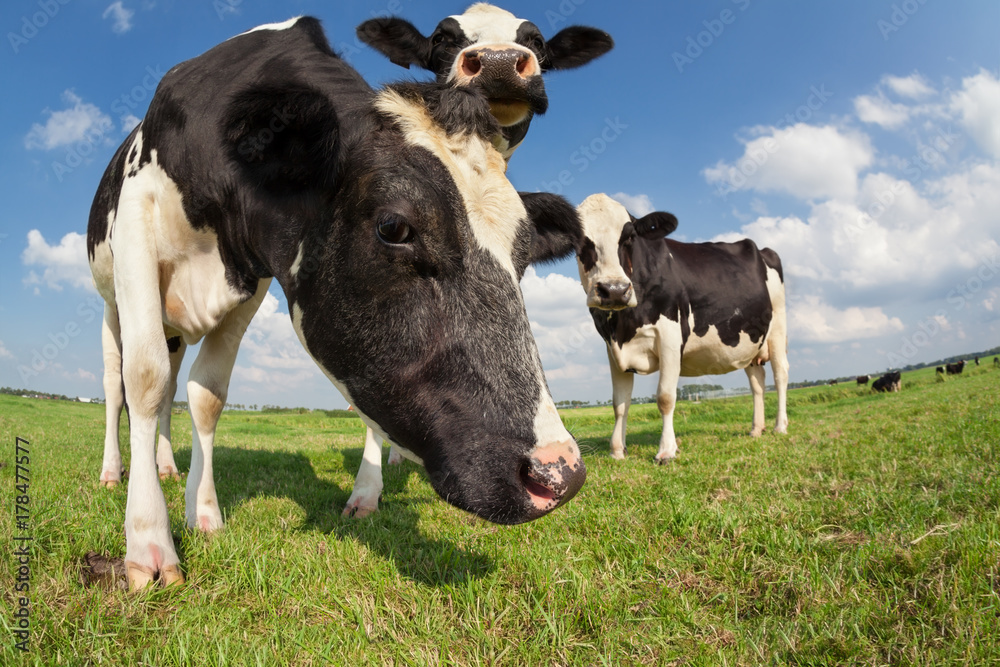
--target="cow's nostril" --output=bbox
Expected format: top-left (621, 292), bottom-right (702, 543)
top-left (462, 51), bottom-right (481, 77)
top-left (520, 463), bottom-right (557, 502)
top-left (516, 53), bottom-right (530, 76)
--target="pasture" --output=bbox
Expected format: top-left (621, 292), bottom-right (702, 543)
top-left (1, 364), bottom-right (998, 665)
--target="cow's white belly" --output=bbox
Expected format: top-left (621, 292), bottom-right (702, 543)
top-left (609, 321), bottom-right (660, 375)
top-left (92, 138), bottom-right (250, 344)
top-left (681, 324), bottom-right (765, 376)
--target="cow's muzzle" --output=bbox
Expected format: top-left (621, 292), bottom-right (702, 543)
top-left (520, 440), bottom-right (586, 519)
top-left (454, 45), bottom-right (543, 126)
top-left (589, 281), bottom-right (636, 310)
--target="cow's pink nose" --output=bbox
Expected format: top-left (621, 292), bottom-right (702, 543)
top-left (461, 48), bottom-right (537, 80)
top-left (520, 440), bottom-right (586, 515)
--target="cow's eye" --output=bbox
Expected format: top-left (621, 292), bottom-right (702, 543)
top-left (431, 31), bottom-right (447, 46)
top-left (376, 216), bottom-right (414, 245)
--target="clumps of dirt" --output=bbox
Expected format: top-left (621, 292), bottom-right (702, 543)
top-left (78, 551), bottom-right (128, 591)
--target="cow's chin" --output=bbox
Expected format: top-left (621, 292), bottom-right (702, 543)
top-left (488, 99), bottom-right (532, 126)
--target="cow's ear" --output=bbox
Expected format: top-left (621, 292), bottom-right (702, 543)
top-left (520, 192), bottom-right (583, 269)
top-left (543, 26), bottom-right (614, 70)
top-left (356, 18), bottom-right (431, 70)
top-left (634, 211), bottom-right (678, 240)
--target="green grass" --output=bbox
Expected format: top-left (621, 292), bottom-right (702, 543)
top-left (1, 365), bottom-right (999, 665)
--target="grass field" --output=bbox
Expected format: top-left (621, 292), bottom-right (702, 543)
top-left (1, 364), bottom-right (999, 665)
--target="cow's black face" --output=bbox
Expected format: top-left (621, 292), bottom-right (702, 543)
top-left (286, 89), bottom-right (585, 524)
top-left (357, 4), bottom-right (613, 130)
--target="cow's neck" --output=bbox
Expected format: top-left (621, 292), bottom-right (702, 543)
top-left (494, 115), bottom-right (532, 162)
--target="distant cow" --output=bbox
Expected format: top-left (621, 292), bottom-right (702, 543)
top-left (994, 356), bottom-right (999, 368)
top-left (356, 3), bottom-right (613, 160)
top-left (946, 361), bottom-right (966, 375)
top-left (88, 17), bottom-right (586, 589)
top-left (974, 356), bottom-right (980, 366)
top-left (575, 194), bottom-right (788, 463)
top-left (857, 375), bottom-right (870, 385)
top-left (828, 379), bottom-right (838, 385)
top-left (871, 371), bottom-right (901, 393)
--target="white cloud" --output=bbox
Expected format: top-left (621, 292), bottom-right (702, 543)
top-left (0, 340), bottom-right (14, 360)
top-left (121, 114), bottom-right (141, 133)
top-left (24, 91), bottom-right (113, 151)
top-left (949, 69), bottom-right (1000, 159)
top-left (882, 73), bottom-right (935, 99)
top-left (21, 230), bottom-right (94, 292)
top-left (520, 267), bottom-right (611, 400)
top-left (103, 2), bottom-right (134, 34)
top-left (703, 124), bottom-right (873, 200)
top-left (609, 192), bottom-right (655, 217)
top-left (854, 93), bottom-right (911, 129)
top-left (790, 294), bottom-right (904, 343)
top-left (67, 368), bottom-right (97, 382)
top-left (232, 292), bottom-right (320, 394)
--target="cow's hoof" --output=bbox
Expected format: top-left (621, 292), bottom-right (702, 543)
top-left (387, 451), bottom-right (403, 465)
top-left (196, 513), bottom-right (223, 534)
top-left (749, 428), bottom-right (765, 437)
top-left (158, 470), bottom-right (181, 482)
top-left (126, 561), bottom-right (184, 590)
top-left (100, 479), bottom-right (119, 489)
top-left (342, 502), bottom-right (378, 519)
top-left (654, 456), bottom-right (673, 466)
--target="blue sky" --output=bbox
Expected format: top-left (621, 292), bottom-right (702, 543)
top-left (2, 0), bottom-right (998, 408)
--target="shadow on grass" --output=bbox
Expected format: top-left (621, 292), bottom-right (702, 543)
top-left (172, 445), bottom-right (494, 586)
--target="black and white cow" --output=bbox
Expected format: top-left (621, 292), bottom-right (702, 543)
top-left (356, 2), bottom-right (613, 160)
top-left (871, 371), bottom-right (901, 393)
top-left (994, 356), bottom-right (999, 369)
top-left (856, 375), bottom-right (871, 385)
top-left (87, 17), bottom-right (586, 589)
top-left (946, 361), bottom-right (966, 375)
top-left (575, 194), bottom-right (789, 462)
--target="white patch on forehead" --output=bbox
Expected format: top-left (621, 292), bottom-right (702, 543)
top-left (451, 3), bottom-right (524, 44)
top-left (375, 88), bottom-right (524, 279)
top-left (239, 17), bottom-right (301, 36)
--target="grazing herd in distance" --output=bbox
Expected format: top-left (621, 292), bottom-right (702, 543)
top-left (81, 3), bottom-right (995, 590)
top-left (848, 353), bottom-right (998, 395)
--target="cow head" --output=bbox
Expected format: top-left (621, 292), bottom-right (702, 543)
top-left (229, 78), bottom-right (585, 524)
top-left (357, 3), bottom-right (613, 132)
top-left (576, 193), bottom-right (678, 310)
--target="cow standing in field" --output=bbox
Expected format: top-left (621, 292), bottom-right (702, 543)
top-left (88, 17), bottom-right (587, 589)
top-left (575, 194), bottom-right (789, 462)
top-left (857, 375), bottom-right (870, 385)
top-left (946, 361), bottom-right (966, 375)
top-left (356, 3), bottom-right (614, 160)
top-left (346, 2), bottom-right (613, 513)
top-left (994, 356), bottom-right (999, 368)
top-left (871, 371), bottom-right (901, 393)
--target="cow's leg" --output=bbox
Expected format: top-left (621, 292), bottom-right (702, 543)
top-left (608, 346), bottom-right (633, 460)
top-left (745, 364), bottom-right (766, 436)
top-left (344, 428), bottom-right (384, 518)
top-left (769, 328), bottom-right (789, 435)
top-left (185, 282), bottom-right (269, 533)
top-left (155, 338), bottom-right (186, 481)
top-left (386, 433), bottom-right (403, 465)
top-left (113, 199), bottom-right (182, 589)
top-left (653, 357), bottom-right (681, 464)
top-left (99, 303), bottom-right (125, 487)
